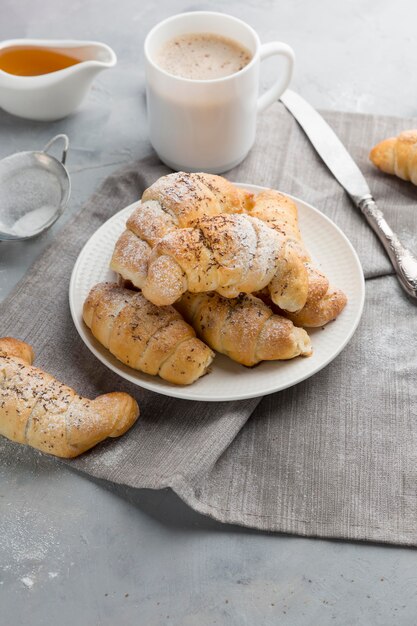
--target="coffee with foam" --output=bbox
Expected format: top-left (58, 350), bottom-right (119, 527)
top-left (156, 33), bottom-right (252, 80)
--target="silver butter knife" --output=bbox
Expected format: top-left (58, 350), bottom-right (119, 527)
top-left (280, 89), bottom-right (417, 302)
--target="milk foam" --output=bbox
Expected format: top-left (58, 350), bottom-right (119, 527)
top-left (156, 33), bottom-right (252, 80)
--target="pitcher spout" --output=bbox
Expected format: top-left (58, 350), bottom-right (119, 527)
top-left (72, 41), bottom-right (117, 71)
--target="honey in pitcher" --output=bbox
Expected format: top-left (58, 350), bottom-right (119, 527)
top-left (0, 46), bottom-right (81, 76)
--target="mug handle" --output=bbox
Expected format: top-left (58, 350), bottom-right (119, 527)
top-left (257, 42), bottom-right (295, 113)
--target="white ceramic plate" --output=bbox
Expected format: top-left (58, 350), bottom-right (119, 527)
top-left (69, 184), bottom-right (365, 402)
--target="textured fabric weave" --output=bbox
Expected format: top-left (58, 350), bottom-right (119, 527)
top-left (1, 104), bottom-right (416, 545)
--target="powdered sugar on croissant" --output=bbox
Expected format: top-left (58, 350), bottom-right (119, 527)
top-left (110, 171), bottom-right (254, 293)
top-left (111, 174), bottom-right (346, 321)
top-left (142, 213), bottom-right (282, 306)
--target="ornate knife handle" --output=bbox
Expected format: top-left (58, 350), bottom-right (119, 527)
top-left (358, 194), bottom-right (417, 301)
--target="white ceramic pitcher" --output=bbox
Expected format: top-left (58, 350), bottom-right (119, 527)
top-left (0, 39), bottom-right (117, 121)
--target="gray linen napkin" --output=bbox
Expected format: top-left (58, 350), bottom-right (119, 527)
top-left (1, 103), bottom-right (416, 545)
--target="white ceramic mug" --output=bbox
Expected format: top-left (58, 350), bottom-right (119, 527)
top-left (144, 11), bottom-right (294, 173)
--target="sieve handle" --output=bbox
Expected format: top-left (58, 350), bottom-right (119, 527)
top-left (43, 134), bottom-right (69, 166)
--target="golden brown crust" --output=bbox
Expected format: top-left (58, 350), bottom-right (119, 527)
top-left (304, 264), bottom-right (330, 302)
top-left (370, 130), bottom-right (417, 185)
top-left (369, 138), bottom-right (396, 175)
top-left (257, 268), bottom-right (346, 328)
top-left (267, 243), bottom-right (309, 312)
top-left (247, 189), bottom-right (346, 323)
top-left (175, 292), bottom-right (311, 366)
top-left (0, 338), bottom-right (139, 458)
top-left (282, 286), bottom-right (348, 328)
top-left (244, 190), bottom-right (310, 311)
top-left (0, 337), bottom-right (34, 364)
top-left (83, 283), bottom-right (214, 385)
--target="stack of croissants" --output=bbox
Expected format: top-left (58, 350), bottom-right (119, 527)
top-left (84, 172), bottom-right (347, 384)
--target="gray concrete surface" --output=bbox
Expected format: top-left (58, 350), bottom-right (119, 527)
top-left (1, 0), bottom-right (417, 624)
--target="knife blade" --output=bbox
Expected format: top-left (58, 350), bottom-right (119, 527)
top-left (280, 89), bottom-right (417, 301)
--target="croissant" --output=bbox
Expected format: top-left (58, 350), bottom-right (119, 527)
top-left (248, 190), bottom-right (347, 325)
top-left (83, 283), bottom-right (214, 385)
top-left (370, 130), bottom-right (417, 185)
top-left (280, 285), bottom-right (348, 327)
top-left (175, 292), bottom-right (312, 366)
top-left (141, 212), bottom-right (303, 307)
top-left (111, 171), bottom-right (254, 287)
top-left (0, 337), bottom-right (139, 458)
top-left (127, 171), bottom-right (254, 245)
top-left (141, 171), bottom-right (254, 228)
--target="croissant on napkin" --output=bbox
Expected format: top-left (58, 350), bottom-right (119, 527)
top-left (0, 337), bottom-right (139, 458)
top-left (370, 130), bottom-right (417, 185)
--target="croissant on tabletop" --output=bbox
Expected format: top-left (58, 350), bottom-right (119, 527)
top-left (0, 337), bottom-right (139, 458)
top-left (370, 130), bottom-right (417, 185)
